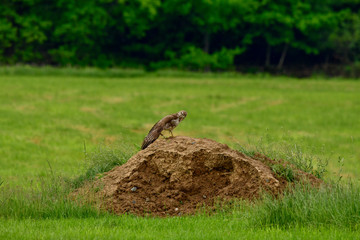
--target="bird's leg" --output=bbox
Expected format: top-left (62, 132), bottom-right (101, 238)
top-left (169, 130), bottom-right (174, 138)
top-left (160, 133), bottom-right (167, 139)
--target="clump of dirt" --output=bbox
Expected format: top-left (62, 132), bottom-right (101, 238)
top-left (74, 136), bottom-right (321, 216)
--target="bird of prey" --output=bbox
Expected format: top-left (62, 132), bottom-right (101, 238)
top-left (141, 110), bottom-right (187, 150)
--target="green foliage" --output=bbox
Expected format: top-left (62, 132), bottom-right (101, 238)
top-left (0, 0), bottom-right (51, 63)
top-left (0, 19), bottom-right (16, 60)
top-left (329, 9), bottom-right (360, 63)
top-left (176, 46), bottom-right (244, 71)
top-left (211, 47), bottom-right (245, 70)
top-left (345, 61), bottom-right (360, 78)
top-left (1, 0), bottom-right (360, 70)
top-left (178, 46), bottom-right (214, 70)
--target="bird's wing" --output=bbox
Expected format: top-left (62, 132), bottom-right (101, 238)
top-left (141, 114), bottom-right (178, 150)
top-left (148, 114), bottom-right (177, 133)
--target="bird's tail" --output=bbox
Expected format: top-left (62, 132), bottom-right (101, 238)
top-left (141, 137), bottom-right (155, 150)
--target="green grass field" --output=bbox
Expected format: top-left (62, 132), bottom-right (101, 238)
top-left (0, 67), bottom-right (359, 239)
top-left (1, 217), bottom-right (359, 240)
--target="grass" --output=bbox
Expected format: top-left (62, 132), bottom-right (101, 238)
top-left (0, 174), bottom-right (104, 219)
top-left (1, 141), bottom-right (358, 229)
top-left (236, 133), bottom-right (330, 181)
top-left (250, 182), bottom-right (360, 229)
top-left (0, 142), bottom-right (135, 219)
top-left (1, 217), bottom-right (360, 240)
top-left (70, 142), bottom-right (136, 189)
top-left (1, 178), bottom-right (360, 239)
top-left (0, 66), bottom-right (360, 239)
top-left (1, 170), bottom-right (360, 238)
top-left (1, 67), bottom-right (359, 183)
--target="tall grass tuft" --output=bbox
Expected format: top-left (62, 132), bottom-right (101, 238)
top-left (0, 176), bottom-right (105, 219)
top-left (233, 138), bottom-right (358, 229)
top-left (247, 181), bottom-right (360, 229)
top-left (236, 133), bottom-right (329, 180)
top-left (70, 142), bottom-right (136, 189)
top-left (0, 142), bottom-right (135, 219)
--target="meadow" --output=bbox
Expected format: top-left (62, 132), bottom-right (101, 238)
top-left (0, 67), bottom-right (359, 239)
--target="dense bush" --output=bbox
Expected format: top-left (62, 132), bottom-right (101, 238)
top-left (1, 0), bottom-right (360, 72)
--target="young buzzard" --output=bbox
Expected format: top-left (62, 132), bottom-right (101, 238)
top-left (141, 110), bottom-right (187, 150)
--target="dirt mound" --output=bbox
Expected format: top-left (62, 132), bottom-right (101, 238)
top-left (75, 136), bottom-right (320, 216)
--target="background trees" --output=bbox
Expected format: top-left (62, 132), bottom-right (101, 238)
top-left (0, 0), bottom-right (359, 74)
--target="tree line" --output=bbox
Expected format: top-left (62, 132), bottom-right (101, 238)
top-left (1, 0), bottom-right (360, 74)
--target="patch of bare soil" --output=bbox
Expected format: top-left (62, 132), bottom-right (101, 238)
top-left (74, 136), bottom-right (321, 216)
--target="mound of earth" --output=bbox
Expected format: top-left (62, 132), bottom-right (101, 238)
top-left (74, 136), bottom-right (321, 216)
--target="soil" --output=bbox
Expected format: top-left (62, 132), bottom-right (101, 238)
top-left (74, 136), bottom-right (321, 217)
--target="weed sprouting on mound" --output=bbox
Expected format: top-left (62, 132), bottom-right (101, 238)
top-left (70, 142), bottom-right (136, 189)
top-left (236, 134), bottom-right (329, 181)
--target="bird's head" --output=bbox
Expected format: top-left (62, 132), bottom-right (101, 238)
top-left (178, 110), bottom-right (187, 120)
